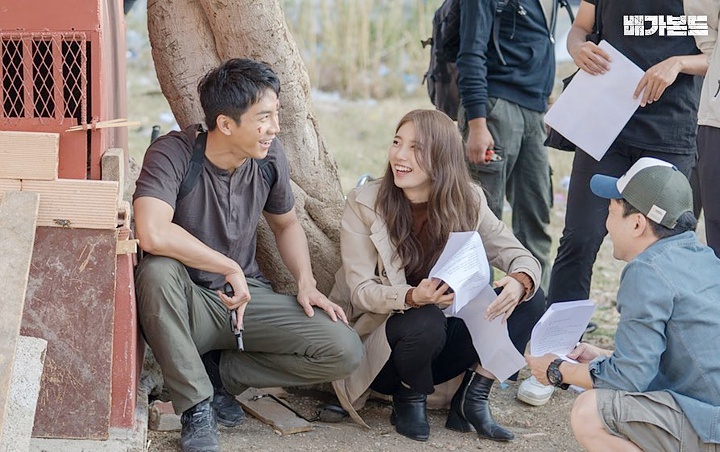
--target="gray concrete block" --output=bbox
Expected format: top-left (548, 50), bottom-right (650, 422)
top-left (148, 400), bottom-right (181, 431)
top-left (0, 192), bottom-right (39, 442)
top-left (0, 336), bottom-right (47, 452)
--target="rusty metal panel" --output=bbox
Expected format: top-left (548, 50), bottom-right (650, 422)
top-left (21, 227), bottom-right (117, 439)
top-left (110, 252), bottom-right (140, 430)
top-left (0, 0), bottom-right (100, 32)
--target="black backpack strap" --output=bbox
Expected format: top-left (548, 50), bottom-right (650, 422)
top-left (177, 129), bottom-right (277, 201)
top-left (560, 0), bottom-right (575, 25)
top-left (178, 130), bottom-right (207, 201)
top-left (550, 0), bottom-right (575, 40)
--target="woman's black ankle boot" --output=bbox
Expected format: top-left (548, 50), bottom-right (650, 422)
top-left (445, 370), bottom-right (515, 441)
top-left (391, 385), bottom-right (430, 441)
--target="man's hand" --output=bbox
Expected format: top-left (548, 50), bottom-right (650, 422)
top-left (634, 56), bottom-right (681, 107)
top-left (466, 118), bottom-right (494, 165)
top-left (412, 278), bottom-right (455, 308)
top-left (567, 342), bottom-right (610, 363)
top-left (218, 271), bottom-right (251, 310)
top-left (570, 41), bottom-right (611, 75)
top-left (485, 276), bottom-right (524, 323)
top-left (297, 286), bottom-right (349, 324)
top-left (525, 353), bottom-right (560, 385)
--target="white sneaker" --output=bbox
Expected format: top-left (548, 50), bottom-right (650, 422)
top-left (517, 376), bottom-right (554, 406)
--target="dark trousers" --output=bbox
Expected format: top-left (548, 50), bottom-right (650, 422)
top-left (547, 144), bottom-right (695, 304)
top-left (697, 125), bottom-right (720, 257)
top-left (371, 288), bottom-right (545, 395)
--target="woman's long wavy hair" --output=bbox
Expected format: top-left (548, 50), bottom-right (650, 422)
top-left (376, 109), bottom-right (480, 276)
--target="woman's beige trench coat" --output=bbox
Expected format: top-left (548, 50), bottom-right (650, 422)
top-left (330, 181), bottom-right (541, 427)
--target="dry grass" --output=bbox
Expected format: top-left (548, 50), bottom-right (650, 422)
top-left (282, 0), bottom-right (433, 99)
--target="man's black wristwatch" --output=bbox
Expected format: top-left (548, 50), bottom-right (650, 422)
top-left (546, 358), bottom-right (570, 390)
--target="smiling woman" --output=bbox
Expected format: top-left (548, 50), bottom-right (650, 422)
top-left (330, 109), bottom-right (546, 443)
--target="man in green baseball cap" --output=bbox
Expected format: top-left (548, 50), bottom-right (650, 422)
top-left (526, 157), bottom-right (720, 451)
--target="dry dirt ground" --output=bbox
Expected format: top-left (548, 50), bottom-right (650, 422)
top-left (147, 367), bottom-right (592, 452)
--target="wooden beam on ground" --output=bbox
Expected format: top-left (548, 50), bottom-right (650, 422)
top-left (0, 131), bottom-right (59, 180)
top-left (21, 179), bottom-right (119, 229)
top-left (0, 191), bottom-right (40, 439)
top-left (237, 388), bottom-right (313, 435)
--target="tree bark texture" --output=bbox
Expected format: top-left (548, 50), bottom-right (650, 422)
top-left (147, 0), bottom-right (344, 297)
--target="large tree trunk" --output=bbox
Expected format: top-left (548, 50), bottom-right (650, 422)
top-left (147, 0), bottom-right (344, 296)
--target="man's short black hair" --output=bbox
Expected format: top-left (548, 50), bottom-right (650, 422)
top-left (619, 199), bottom-right (697, 239)
top-left (197, 58), bottom-right (281, 131)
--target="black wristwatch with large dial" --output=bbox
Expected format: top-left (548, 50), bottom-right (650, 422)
top-left (546, 358), bottom-right (570, 390)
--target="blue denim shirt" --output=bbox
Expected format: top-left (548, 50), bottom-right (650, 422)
top-left (588, 231), bottom-right (720, 443)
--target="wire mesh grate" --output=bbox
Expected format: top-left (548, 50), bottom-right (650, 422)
top-left (1, 31), bottom-right (87, 127)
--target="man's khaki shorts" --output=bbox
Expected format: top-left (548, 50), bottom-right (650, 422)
top-left (596, 389), bottom-right (718, 452)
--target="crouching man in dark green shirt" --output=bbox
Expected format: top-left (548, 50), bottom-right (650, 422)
top-left (133, 58), bottom-right (362, 452)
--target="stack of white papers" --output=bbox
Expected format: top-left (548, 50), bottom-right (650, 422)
top-left (429, 232), bottom-right (526, 382)
top-left (530, 299), bottom-right (596, 359)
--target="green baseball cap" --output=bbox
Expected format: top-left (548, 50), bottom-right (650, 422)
top-left (590, 157), bottom-right (693, 229)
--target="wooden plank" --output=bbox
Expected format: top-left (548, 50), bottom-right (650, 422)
top-left (0, 179), bottom-right (21, 202)
top-left (101, 148), bottom-right (125, 202)
top-left (116, 239), bottom-right (139, 255)
top-left (0, 131), bottom-right (59, 180)
top-left (21, 179), bottom-right (119, 229)
top-left (22, 227), bottom-right (117, 439)
top-left (117, 200), bottom-right (131, 229)
top-left (0, 192), bottom-right (40, 440)
top-left (237, 388), bottom-right (313, 435)
top-left (0, 179), bottom-right (21, 191)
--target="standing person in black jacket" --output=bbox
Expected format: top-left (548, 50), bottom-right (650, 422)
top-left (457, 0), bottom-right (558, 405)
top-left (457, 0), bottom-right (557, 299)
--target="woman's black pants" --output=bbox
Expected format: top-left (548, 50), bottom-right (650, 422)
top-left (370, 288), bottom-right (545, 395)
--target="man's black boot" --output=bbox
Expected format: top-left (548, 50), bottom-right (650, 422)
top-left (180, 399), bottom-right (220, 452)
top-left (390, 385), bottom-right (430, 441)
top-left (202, 350), bottom-right (245, 427)
top-left (445, 370), bottom-right (515, 441)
